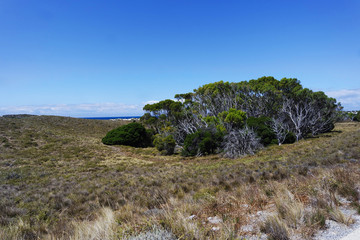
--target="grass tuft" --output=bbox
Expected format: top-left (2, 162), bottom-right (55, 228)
top-left (329, 208), bottom-right (354, 226)
top-left (261, 215), bottom-right (289, 240)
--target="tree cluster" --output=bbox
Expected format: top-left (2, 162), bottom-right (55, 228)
top-left (141, 76), bottom-right (340, 158)
top-left (341, 111), bottom-right (360, 122)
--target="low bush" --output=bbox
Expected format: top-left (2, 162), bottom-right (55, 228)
top-left (182, 129), bottom-right (222, 156)
top-left (284, 131), bottom-right (296, 144)
top-left (354, 112), bottom-right (360, 122)
top-left (247, 117), bottom-right (277, 146)
top-left (102, 122), bottom-right (151, 147)
top-left (246, 117), bottom-right (296, 145)
top-left (223, 126), bottom-right (262, 158)
top-left (153, 134), bottom-right (176, 155)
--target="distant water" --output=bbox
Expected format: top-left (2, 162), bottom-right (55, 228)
top-left (82, 116), bottom-right (141, 120)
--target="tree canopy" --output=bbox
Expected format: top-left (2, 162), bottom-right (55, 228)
top-left (141, 76), bottom-right (341, 158)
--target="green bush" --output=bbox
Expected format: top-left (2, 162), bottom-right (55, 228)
top-left (146, 128), bottom-right (156, 146)
top-left (354, 112), bottom-right (360, 122)
top-left (182, 130), bottom-right (222, 156)
top-left (284, 131), bottom-right (296, 144)
top-left (153, 134), bottom-right (176, 155)
top-left (102, 122), bottom-right (151, 147)
top-left (246, 116), bottom-right (277, 146)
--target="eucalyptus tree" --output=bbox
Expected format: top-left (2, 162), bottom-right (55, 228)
top-left (141, 76), bottom-right (341, 157)
top-left (270, 115), bottom-right (290, 145)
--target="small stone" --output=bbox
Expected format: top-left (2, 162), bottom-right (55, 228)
top-left (241, 225), bottom-right (253, 232)
top-left (211, 226), bottom-right (220, 231)
top-left (188, 215), bottom-right (196, 220)
top-left (144, 208), bottom-right (164, 216)
top-left (208, 216), bottom-right (222, 224)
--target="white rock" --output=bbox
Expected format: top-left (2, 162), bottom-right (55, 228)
top-left (188, 215), bottom-right (196, 220)
top-left (241, 224), bottom-right (253, 232)
top-left (207, 216), bottom-right (222, 224)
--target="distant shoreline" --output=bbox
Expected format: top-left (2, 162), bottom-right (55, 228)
top-left (81, 116), bottom-right (141, 120)
top-left (0, 114), bottom-right (142, 120)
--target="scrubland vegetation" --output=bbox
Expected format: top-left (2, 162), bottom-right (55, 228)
top-left (0, 76), bottom-right (357, 240)
top-left (0, 113), bottom-right (360, 239)
top-left (141, 77), bottom-right (340, 158)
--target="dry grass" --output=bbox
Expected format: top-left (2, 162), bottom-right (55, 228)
top-left (160, 198), bottom-right (202, 239)
top-left (261, 215), bottom-right (289, 240)
top-left (68, 208), bottom-right (116, 240)
top-left (329, 208), bottom-right (354, 226)
top-left (274, 187), bottom-right (304, 229)
top-left (0, 116), bottom-right (360, 239)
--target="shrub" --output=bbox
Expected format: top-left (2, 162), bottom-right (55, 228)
top-left (153, 134), bottom-right (176, 155)
top-left (222, 126), bottom-right (262, 158)
top-left (182, 130), bottom-right (222, 156)
top-left (247, 117), bottom-right (277, 146)
top-left (283, 131), bottom-right (296, 144)
top-left (146, 128), bottom-right (156, 146)
top-left (353, 112), bottom-right (360, 122)
top-left (102, 122), bottom-right (151, 147)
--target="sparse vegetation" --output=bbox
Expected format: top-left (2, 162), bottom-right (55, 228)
top-left (0, 115), bottom-right (359, 239)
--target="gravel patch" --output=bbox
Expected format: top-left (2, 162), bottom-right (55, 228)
top-left (315, 208), bottom-right (360, 240)
top-left (128, 226), bottom-right (176, 240)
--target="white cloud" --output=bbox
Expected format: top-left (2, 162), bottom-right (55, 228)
top-left (143, 99), bottom-right (181, 105)
top-left (0, 103), bottom-right (144, 117)
top-left (3, 90), bottom-right (358, 117)
top-left (326, 89), bottom-right (360, 110)
top-left (143, 100), bottom-right (160, 105)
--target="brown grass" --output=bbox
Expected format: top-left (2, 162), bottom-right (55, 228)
top-left (0, 116), bottom-right (359, 239)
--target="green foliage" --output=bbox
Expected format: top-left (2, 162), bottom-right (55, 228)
top-left (146, 128), bottom-right (156, 146)
top-left (153, 134), bottom-right (176, 155)
top-left (246, 117), bottom-right (277, 146)
top-left (140, 113), bottom-right (158, 127)
top-left (218, 108), bottom-right (247, 128)
top-left (354, 112), bottom-right (360, 122)
top-left (143, 99), bottom-right (183, 118)
top-left (142, 99), bottom-right (185, 134)
top-left (283, 131), bottom-right (296, 144)
top-left (203, 116), bottom-right (220, 125)
top-left (182, 130), bottom-right (222, 156)
top-left (102, 122), bottom-right (151, 147)
top-left (141, 76), bottom-right (340, 156)
top-left (194, 81), bottom-right (232, 98)
top-left (278, 78), bottom-right (303, 97)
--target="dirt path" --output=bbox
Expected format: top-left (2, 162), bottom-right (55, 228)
top-left (340, 227), bottom-right (360, 240)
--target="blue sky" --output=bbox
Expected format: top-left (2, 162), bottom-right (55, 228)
top-left (0, 0), bottom-right (359, 117)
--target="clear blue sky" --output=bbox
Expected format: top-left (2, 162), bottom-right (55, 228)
top-left (1, 0), bottom-right (359, 116)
